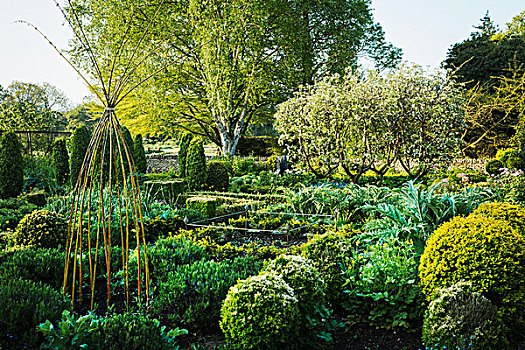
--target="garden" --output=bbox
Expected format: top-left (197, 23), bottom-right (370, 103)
top-left (1, 1), bottom-right (525, 349)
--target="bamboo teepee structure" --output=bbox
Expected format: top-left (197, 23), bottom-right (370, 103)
top-left (20, 0), bottom-right (175, 309)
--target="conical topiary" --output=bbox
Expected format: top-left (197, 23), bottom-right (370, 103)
top-left (178, 132), bottom-right (194, 178)
top-left (133, 134), bottom-right (147, 174)
top-left (186, 137), bottom-right (207, 190)
top-left (52, 138), bottom-right (70, 186)
top-left (70, 125), bottom-right (91, 187)
top-left (0, 131), bottom-right (23, 198)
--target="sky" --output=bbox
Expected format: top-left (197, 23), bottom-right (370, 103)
top-left (0, 0), bottom-right (524, 106)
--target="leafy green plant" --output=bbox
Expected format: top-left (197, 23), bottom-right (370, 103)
top-left (52, 138), bottom-right (70, 186)
top-left (14, 209), bottom-right (68, 248)
top-left (0, 278), bottom-right (70, 349)
top-left (220, 272), bottom-right (300, 350)
top-left (422, 281), bottom-right (508, 350)
top-left (344, 236), bottom-right (423, 329)
top-left (0, 131), bottom-right (23, 199)
top-left (486, 159), bottom-right (504, 175)
top-left (152, 256), bottom-right (263, 330)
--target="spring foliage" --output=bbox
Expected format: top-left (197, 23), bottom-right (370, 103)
top-left (178, 132), bottom-right (194, 178)
top-left (69, 125), bottom-right (91, 187)
top-left (52, 138), bottom-right (69, 186)
top-left (133, 134), bottom-right (147, 173)
top-left (186, 137), bottom-right (207, 190)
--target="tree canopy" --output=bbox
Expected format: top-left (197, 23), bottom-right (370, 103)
top-left (66, 0), bottom-right (402, 155)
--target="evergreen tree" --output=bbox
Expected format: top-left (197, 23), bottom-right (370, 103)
top-left (178, 132), bottom-right (194, 177)
top-left (70, 125), bottom-right (91, 187)
top-left (52, 138), bottom-right (69, 186)
top-left (0, 131), bottom-right (23, 198)
top-left (133, 134), bottom-right (147, 173)
top-left (186, 137), bottom-right (207, 190)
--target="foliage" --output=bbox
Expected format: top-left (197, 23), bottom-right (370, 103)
top-left (52, 138), bottom-right (70, 186)
top-left (133, 134), bottom-right (147, 174)
top-left (470, 201), bottom-right (525, 233)
top-left (0, 246), bottom-right (66, 289)
top-left (24, 189), bottom-right (47, 207)
top-left (178, 132), bottom-right (194, 178)
top-left (152, 257), bottom-right (263, 330)
top-left (422, 281), bottom-right (508, 350)
top-left (13, 209), bottom-right (68, 249)
top-left (39, 310), bottom-right (187, 350)
top-left (70, 125), bottom-right (91, 187)
top-left (23, 154), bottom-right (60, 194)
top-left (275, 64), bottom-right (465, 181)
top-left (236, 136), bottom-right (279, 156)
top-left (486, 159), bottom-right (504, 174)
top-left (143, 179), bottom-right (186, 203)
top-left (0, 131), bottom-right (23, 198)
top-left (344, 236), bottom-right (423, 329)
top-left (492, 169), bottom-right (525, 203)
top-left (143, 216), bottom-right (185, 242)
top-left (186, 137), bottom-right (207, 190)
top-left (69, 0), bottom-right (400, 155)
top-left (300, 231), bottom-right (353, 305)
top-left (0, 197), bottom-right (37, 233)
top-left (419, 212), bottom-right (525, 327)
top-left (220, 272), bottom-right (300, 350)
top-left (206, 161), bottom-right (230, 191)
top-left (0, 278), bottom-right (70, 349)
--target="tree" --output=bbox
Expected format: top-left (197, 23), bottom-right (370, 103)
top-left (275, 64), bottom-right (464, 181)
top-left (52, 138), bottom-right (70, 186)
top-left (67, 0), bottom-right (401, 156)
top-left (70, 125), bottom-right (91, 187)
top-left (133, 134), bottom-right (147, 174)
top-left (186, 137), bottom-right (207, 190)
top-left (0, 131), bottom-right (24, 198)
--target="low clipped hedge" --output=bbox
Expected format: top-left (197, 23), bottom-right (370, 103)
top-left (144, 179), bottom-right (186, 202)
top-left (186, 196), bottom-right (218, 219)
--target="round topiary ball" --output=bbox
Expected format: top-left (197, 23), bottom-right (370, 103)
top-left (423, 281), bottom-right (508, 350)
top-left (485, 159), bottom-right (504, 175)
top-left (220, 272), bottom-right (299, 350)
top-left (419, 214), bottom-right (525, 326)
top-left (14, 209), bottom-right (68, 248)
top-left (300, 232), bottom-right (353, 305)
top-left (206, 160), bottom-right (230, 191)
top-left (470, 201), bottom-right (525, 233)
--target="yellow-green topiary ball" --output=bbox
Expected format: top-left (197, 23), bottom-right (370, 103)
top-left (469, 201), bottom-right (525, 233)
top-left (419, 214), bottom-right (525, 326)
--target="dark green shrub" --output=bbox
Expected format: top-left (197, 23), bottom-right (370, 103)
top-left (143, 216), bottom-right (185, 241)
top-left (419, 213), bottom-right (525, 328)
top-left (0, 131), bottom-right (23, 199)
top-left (52, 138), bottom-right (69, 186)
top-left (39, 310), bottom-right (187, 350)
top-left (133, 134), bottom-right (147, 174)
top-left (206, 161), bottom-right (230, 191)
top-left (14, 209), bottom-right (68, 248)
top-left (178, 132), bottom-right (194, 178)
top-left (0, 247), bottom-right (66, 289)
top-left (300, 232), bottom-right (353, 305)
top-left (0, 198), bottom-right (37, 232)
top-left (486, 159), bottom-right (504, 175)
top-left (422, 281), bottom-right (508, 350)
top-left (148, 235), bottom-right (209, 281)
top-left (152, 256), bottom-right (263, 330)
top-left (24, 189), bottom-right (47, 207)
top-left (69, 125), bottom-right (91, 187)
top-left (186, 196), bottom-right (218, 218)
top-left (236, 136), bottom-right (279, 156)
top-left (0, 278), bottom-right (70, 349)
top-left (232, 157), bottom-right (261, 176)
top-left (144, 179), bottom-right (186, 202)
top-left (186, 137), bottom-right (207, 190)
top-left (220, 272), bottom-right (299, 350)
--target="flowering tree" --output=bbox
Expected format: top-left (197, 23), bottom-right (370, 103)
top-left (275, 64), bottom-right (465, 181)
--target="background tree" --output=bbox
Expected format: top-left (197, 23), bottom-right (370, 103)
top-left (133, 134), bottom-right (147, 174)
top-left (276, 64), bottom-right (464, 181)
top-left (52, 138), bottom-right (70, 186)
top-left (0, 131), bottom-right (24, 198)
top-left (67, 0), bottom-right (401, 156)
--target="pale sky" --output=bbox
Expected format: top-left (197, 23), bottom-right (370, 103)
top-left (0, 0), bottom-right (524, 105)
